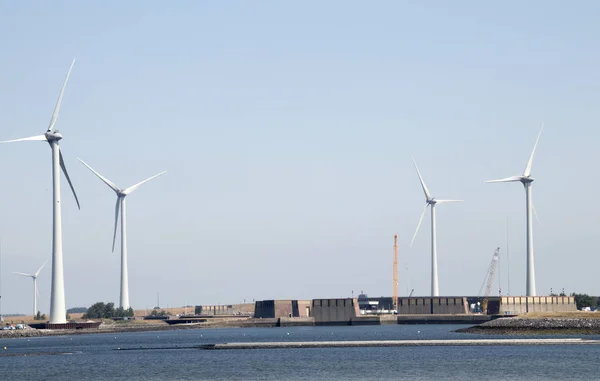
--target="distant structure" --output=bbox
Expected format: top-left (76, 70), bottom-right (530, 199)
top-left (78, 159), bottom-right (166, 310)
top-left (392, 234), bottom-right (398, 311)
top-left (479, 248), bottom-right (500, 314)
top-left (14, 261), bottom-right (47, 316)
top-left (487, 125), bottom-right (544, 296)
top-left (0, 60), bottom-right (80, 324)
top-left (409, 157), bottom-right (462, 296)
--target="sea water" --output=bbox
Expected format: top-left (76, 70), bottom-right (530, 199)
top-left (1, 324), bottom-right (598, 380)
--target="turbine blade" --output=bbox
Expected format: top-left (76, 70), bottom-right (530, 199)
top-left (532, 202), bottom-right (540, 224)
top-left (485, 176), bottom-right (522, 183)
top-left (523, 123), bottom-right (544, 177)
top-left (410, 203), bottom-right (429, 247)
top-left (122, 171), bottom-right (167, 195)
top-left (36, 282), bottom-right (40, 298)
top-left (435, 199), bottom-right (463, 204)
top-left (411, 157), bottom-right (431, 200)
top-left (13, 272), bottom-right (33, 277)
top-left (34, 260), bottom-right (48, 277)
top-left (0, 135), bottom-right (47, 143)
top-left (112, 197), bottom-right (121, 253)
top-left (78, 158), bottom-right (120, 193)
top-left (60, 149), bottom-right (80, 210)
top-left (47, 59), bottom-right (76, 132)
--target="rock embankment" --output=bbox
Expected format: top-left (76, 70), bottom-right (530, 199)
top-left (457, 317), bottom-right (600, 335)
top-left (0, 327), bottom-right (45, 339)
top-left (0, 317), bottom-right (259, 340)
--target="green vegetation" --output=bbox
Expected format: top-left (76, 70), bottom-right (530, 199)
top-left (67, 307), bottom-right (88, 314)
top-left (149, 308), bottom-right (168, 317)
top-left (82, 302), bottom-right (134, 319)
top-left (571, 293), bottom-right (599, 310)
top-left (33, 311), bottom-right (47, 321)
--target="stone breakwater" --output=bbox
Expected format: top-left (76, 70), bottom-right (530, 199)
top-left (198, 338), bottom-right (599, 350)
top-left (0, 318), bottom-right (261, 340)
top-left (0, 322), bottom-right (207, 340)
top-left (456, 317), bottom-right (600, 335)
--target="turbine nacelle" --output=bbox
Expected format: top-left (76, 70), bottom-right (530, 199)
top-left (486, 175), bottom-right (534, 185)
top-left (45, 131), bottom-right (63, 142)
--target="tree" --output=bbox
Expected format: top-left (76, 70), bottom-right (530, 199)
top-left (82, 302), bottom-right (134, 319)
top-left (114, 307), bottom-right (134, 318)
top-left (83, 302), bottom-right (107, 319)
top-left (34, 311), bottom-right (46, 321)
top-left (67, 307), bottom-right (88, 314)
top-left (571, 293), bottom-right (597, 310)
top-left (149, 309), bottom-right (168, 317)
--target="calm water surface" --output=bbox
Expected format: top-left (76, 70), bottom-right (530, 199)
top-left (1, 324), bottom-right (598, 380)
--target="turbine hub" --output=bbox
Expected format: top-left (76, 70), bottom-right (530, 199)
top-left (45, 131), bottom-right (63, 141)
top-left (427, 199), bottom-right (437, 205)
top-left (521, 176), bottom-right (534, 184)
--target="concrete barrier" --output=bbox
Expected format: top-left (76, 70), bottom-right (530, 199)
top-left (279, 317), bottom-right (315, 327)
top-left (254, 300), bottom-right (312, 318)
top-left (499, 296), bottom-right (577, 314)
top-left (312, 298), bottom-right (358, 325)
top-left (396, 297), bottom-right (468, 314)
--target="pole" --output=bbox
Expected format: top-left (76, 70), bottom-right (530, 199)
top-left (392, 234), bottom-right (399, 311)
top-left (525, 183), bottom-right (536, 296)
top-left (431, 204), bottom-right (439, 296)
top-left (0, 236), bottom-right (2, 323)
top-left (506, 217), bottom-right (511, 296)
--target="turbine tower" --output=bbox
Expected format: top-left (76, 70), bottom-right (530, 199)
top-left (409, 157), bottom-right (462, 297)
top-left (78, 159), bottom-right (165, 309)
top-left (486, 125), bottom-right (543, 296)
top-left (1, 60), bottom-right (80, 324)
top-left (14, 261), bottom-right (47, 316)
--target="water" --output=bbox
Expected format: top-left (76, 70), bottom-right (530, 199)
top-left (1, 325), bottom-right (599, 380)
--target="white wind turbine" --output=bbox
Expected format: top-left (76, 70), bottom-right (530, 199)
top-left (14, 261), bottom-right (48, 316)
top-left (486, 125), bottom-right (543, 296)
top-left (78, 159), bottom-right (165, 309)
top-left (409, 157), bottom-right (462, 297)
top-left (1, 60), bottom-right (80, 324)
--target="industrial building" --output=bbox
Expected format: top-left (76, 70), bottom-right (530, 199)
top-left (247, 295), bottom-right (577, 325)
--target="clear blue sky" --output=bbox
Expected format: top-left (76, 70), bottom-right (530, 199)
top-left (1, 1), bottom-right (599, 314)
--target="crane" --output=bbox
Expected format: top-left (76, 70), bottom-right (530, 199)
top-left (392, 234), bottom-right (399, 312)
top-left (479, 247), bottom-right (500, 315)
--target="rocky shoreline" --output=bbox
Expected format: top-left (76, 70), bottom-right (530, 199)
top-left (0, 319), bottom-right (257, 340)
top-left (457, 316), bottom-right (600, 335)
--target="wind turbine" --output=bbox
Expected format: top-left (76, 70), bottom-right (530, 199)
top-left (78, 159), bottom-right (165, 309)
top-left (1, 60), bottom-right (80, 324)
top-left (14, 261), bottom-right (47, 316)
top-left (486, 125), bottom-right (543, 296)
top-left (409, 157), bottom-right (462, 297)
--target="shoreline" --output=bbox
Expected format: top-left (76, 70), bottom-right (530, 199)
top-left (4, 313), bottom-right (600, 340)
top-left (457, 315), bottom-right (600, 335)
top-left (0, 319), bottom-right (258, 340)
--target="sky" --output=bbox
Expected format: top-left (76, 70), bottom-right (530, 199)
top-left (1, 1), bottom-right (599, 315)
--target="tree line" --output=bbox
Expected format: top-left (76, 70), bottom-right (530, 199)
top-left (82, 302), bottom-right (134, 319)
